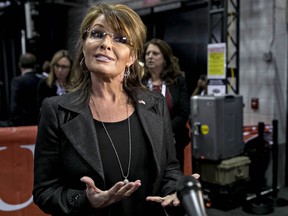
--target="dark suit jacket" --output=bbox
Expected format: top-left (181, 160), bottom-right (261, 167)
top-left (33, 90), bottom-right (184, 216)
top-left (167, 74), bottom-right (190, 147)
top-left (37, 77), bottom-right (58, 110)
top-left (10, 71), bottom-right (43, 126)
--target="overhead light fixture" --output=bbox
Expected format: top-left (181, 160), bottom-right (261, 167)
top-left (154, 2), bottom-right (181, 13)
top-left (136, 8), bottom-right (152, 16)
top-left (0, 1), bottom-right (11, 10)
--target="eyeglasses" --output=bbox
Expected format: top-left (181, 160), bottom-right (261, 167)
top-left (85, 28), bottom-right (133, 47)
top-left (54, 64), bottom-right (71, 70)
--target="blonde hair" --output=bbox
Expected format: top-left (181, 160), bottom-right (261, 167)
top-left (46, 49), bottom-right (73, 88)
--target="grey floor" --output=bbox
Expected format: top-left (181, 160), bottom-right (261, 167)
top-left (205, 187), bottom-right (288, 216)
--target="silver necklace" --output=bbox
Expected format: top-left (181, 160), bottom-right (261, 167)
top-left (91, 97), bottom-right (131, 184)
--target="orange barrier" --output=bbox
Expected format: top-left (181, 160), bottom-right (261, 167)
top-left (183, 142), bottom-right (192, 175)
top-left (243, 124), bottom-right (272, 144)
top-left (0, 126), bottom-right (47, 216)
top-left (183, 121), bottom-right (193, 175)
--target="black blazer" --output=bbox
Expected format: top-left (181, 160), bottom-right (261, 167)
top-left (10, 71), bottom-right (43, 126)
top-left (33, 90), bottom-right (183, 216)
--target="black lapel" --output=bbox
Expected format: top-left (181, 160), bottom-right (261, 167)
top-left (59, 92), bottom-right (104, 179)
top-left (133, 92), bottom-right (165, 176)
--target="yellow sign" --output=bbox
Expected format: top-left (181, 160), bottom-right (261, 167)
top-left (207, 43), bottom-right (226, 79)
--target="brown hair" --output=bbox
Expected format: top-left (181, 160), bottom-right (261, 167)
top-left (18, 53), bottom-right (37, 69)
top-left (42, 60), bottom-right (50, 72)
top-left (142, 38), bottom-right (182, 85)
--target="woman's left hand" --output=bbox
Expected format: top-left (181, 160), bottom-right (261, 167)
top-left (146, 173), bottom-right (200, 207)
top-left (146, 193), bottom-right (180, 207)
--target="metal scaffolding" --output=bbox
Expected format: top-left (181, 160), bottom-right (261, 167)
top-left (208, 0), bottom-right (240, 93)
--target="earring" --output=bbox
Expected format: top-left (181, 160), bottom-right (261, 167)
top-left (80, 57), bottom-right (85, 67)
top-left (124, 66), bottom-right (130, 79)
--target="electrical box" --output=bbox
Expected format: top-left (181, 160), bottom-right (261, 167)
top-left (191, 95), bottom-right (244, 161)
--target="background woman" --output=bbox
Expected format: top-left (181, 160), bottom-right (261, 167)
top-left (37, 49), bottom-right (73, 109)
top-left (142, 38), bottom-right (190, 171)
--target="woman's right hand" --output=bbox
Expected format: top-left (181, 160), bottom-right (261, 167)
top-left (80, 176), bottom-right (141, 208)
